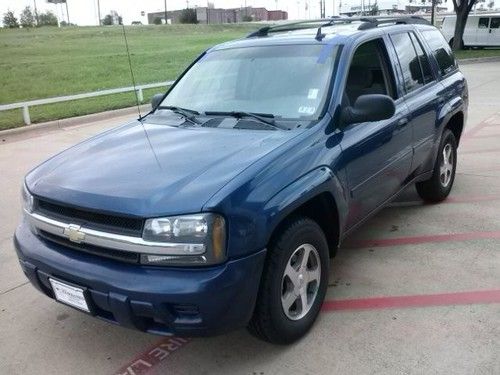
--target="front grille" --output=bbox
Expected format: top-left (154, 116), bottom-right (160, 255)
top-left (39, 230), bottom-right (140, 264)
top-left (36, 198), bottom-right (144, 236)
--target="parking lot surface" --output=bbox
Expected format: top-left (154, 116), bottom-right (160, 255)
top-left (1, 62), bottom-right (499, 375)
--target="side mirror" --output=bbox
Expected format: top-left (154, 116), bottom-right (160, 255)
top-left (151, 93), bottom-right (164, 110)
top-left (341, 94), bottom-right (395, 125)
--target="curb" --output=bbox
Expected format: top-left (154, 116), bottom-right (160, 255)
top-left (457, 56), bottom-right (500, 65)
top-left (0, 104), bottom-right (149, 142)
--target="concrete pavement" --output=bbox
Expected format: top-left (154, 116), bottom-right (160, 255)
top-left (0, 62), bottom-right (499, 375)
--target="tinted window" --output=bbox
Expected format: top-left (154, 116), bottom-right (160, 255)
top-left (478, 17), bottom-right (490, 29)
top-left (421, 29), bottom-right (457, 76)
top-left (162, 45), bottom-right (338, 120)
top-left (409, 32), bottom-right (433, 84)
top-left (390, 33), bottom-right (423, 93)
top-left (344, 39), bottom-right (396, 105)
top-left (491, 18), bottom-right (500, 29)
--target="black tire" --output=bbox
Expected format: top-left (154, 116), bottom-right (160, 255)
top-left (248, 216), bottom-right (329, 344)
top-left (416, 129), bottom-right (457, 202)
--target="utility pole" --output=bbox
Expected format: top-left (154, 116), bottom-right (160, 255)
top-left (430, 0), bottom-right (436, 25)
top-left (164, 0), bottom-right (168, 24)
top-left (32, 0), bottom-right (39, 25)
top-left (97, 0), bottom-right (101, 25)
top-left (65, 0), bottom-right (70, 24)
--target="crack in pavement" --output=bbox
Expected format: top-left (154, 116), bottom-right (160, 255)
top-left (0, 281), bottom-right (29, 297)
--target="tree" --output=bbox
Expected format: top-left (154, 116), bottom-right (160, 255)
top-left (451, 0), bottom-right (480, 50)
top-left (179, 8), bottom-right (198, 24)
top-left (369, 1), bottom-right (379, 15)
top-left (153, 17), bottom-right (163, 25)
top-left (3, 10), bottom-right (19, 28)
top-left (488, 0), bottom-right (495, 9)
top-left (102, 10), bottom-right (122, 26)
top-left (20, 6), bottom-right (36, 28)
top-left (38, 11), bottom-right (58, 26)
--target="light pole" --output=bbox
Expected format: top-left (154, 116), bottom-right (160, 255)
top-left (164, 0), bottom-right (168, 24)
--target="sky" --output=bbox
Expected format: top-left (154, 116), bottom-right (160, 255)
top-left (0, 0), bottom-right (343, 26)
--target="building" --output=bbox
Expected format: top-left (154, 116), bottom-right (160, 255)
top-left (147, 6), bottom-right (287, 25)
top-left (339, 0), bottom-right (447, 16)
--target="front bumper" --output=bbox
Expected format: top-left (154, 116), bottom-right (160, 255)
top-left (14, 221), bottom-right (266, 337)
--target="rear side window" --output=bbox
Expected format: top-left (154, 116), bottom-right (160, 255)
top-left (478, 18), bottom-right (490, 29)
top-left (390, 33), bottom-right (423, 93)
top-left (409, 32), bottom-right (433, 84)
top-left (420, 29), bottom-right (457, 76)
top-left (491, 18), bottom-right (500, 29)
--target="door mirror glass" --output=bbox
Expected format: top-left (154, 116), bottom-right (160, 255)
top-left (151, 93), bottom-right (164, 110)
top-left (341, 94), bottom-right (395, 125)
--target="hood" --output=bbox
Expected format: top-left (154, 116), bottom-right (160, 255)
top-left (27, 121), bottom-right (297, 217)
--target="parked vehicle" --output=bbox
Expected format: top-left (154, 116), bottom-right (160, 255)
top-left (441, 13), bottom-right (500, 48)
top-left (14, 17), bottom-right (468, 344)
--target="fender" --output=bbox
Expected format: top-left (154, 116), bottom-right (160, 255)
top-left (422, 95), bottom-right (465, 174)
top-left (262, 166), bottom-right (349, 249)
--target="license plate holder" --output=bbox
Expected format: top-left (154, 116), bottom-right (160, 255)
top-left (49, 278), bottom-right (90, 312)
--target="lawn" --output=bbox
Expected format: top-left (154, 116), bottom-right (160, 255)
top-left (0, 24), bottom-right (261, 130)
top-left (454, 48), bottom-right (500, 60)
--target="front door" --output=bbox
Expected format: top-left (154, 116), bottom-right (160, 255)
top-left (340, 38), bottom-right (413, 228)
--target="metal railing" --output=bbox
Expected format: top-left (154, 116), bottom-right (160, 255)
top-left (0, 81), bottom-right (175, 125)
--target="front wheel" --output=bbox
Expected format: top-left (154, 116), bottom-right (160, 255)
top-left (416, 129), bottom-right (457, 202)
top-left (248, 217), bottom-right (329, 344)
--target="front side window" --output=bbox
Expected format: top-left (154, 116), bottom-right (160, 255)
top-left (162, 44), bottom-right (339, 120)
top-left (343, 38), bottom-right (395, 105)
top-left (420, 29), bottom-right (457, 76)
top-left (390, 32), bottom-right (423, 93)
top-left (478, 17), bottom-right (490, 29)
top-left (491, 18), bottom-right (500, 29)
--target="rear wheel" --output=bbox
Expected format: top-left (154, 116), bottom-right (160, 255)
top-left (416, 129), bottom-right (457, 202)
top-left (248, 217), bottom-right (329, 344)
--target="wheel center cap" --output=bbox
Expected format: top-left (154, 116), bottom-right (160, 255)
top-left (298, 273), bottom-right (305, 288)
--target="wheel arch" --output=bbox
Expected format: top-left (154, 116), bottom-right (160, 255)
top-left (264, 167), bottom-right (346, 258)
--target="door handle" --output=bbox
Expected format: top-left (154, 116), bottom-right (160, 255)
top-left (397, 118), bottom-right (409, 129)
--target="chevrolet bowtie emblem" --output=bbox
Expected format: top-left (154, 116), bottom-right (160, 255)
top-left (63, 224), bottom-right (85, 243)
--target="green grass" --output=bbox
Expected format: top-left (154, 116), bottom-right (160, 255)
top-left (0, 24), bottom-right (261, 130)
top-left (454, 48), bottom-right (500, 59)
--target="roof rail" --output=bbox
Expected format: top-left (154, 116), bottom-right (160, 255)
top-left (357, 16), bottom-right (430, 30)
top-left (246, 16), bottom-right (430, 38)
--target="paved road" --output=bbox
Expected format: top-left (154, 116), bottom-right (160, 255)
top-left (0, 62), bottom-right (499, 375)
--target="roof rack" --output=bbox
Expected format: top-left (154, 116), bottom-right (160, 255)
top-left (246, 16), bottom-right (430, 39)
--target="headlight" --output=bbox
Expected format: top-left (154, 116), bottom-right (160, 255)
top-left (141, 213), bottom-right (226, 266)
top-left (21, 183), bottom-right (34, 213)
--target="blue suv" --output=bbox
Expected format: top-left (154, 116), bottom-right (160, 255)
top-left (15, 17), bottom-right (468, 344)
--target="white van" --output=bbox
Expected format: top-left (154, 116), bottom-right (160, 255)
top-left (441, 13), bottom-right (500, 48)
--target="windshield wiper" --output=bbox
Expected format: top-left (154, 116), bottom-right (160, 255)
top-left (157, 106), bottom-right (201, 125)
top-left (204, 111), bottom-right (287, 130)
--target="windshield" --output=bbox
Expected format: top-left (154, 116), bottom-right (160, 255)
top-left (161, 44), bottom-right (338, 121)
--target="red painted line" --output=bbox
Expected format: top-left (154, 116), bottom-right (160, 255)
top-left (343, 230), bottom-right (500, 249)
top-left (461, 147), bottom-right (500, 155)
top-left (462, 119), bottom-right (493, 141)
top-left (322, 289), bottom-right (500, 312)
top-left (113, 337), bottom-right (190, 375)
top-left (115, 287), bottom-right (500, 373)
top-left (388, 193), bottom-right (500, 208)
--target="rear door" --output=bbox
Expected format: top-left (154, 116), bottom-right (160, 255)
top-left (488, 17), bottom-right (500, 46)
top-left (388, 31), bottom-right (442, 174)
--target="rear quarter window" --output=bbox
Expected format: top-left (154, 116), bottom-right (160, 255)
top-left (420, 29), bottom-right (457, 76)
